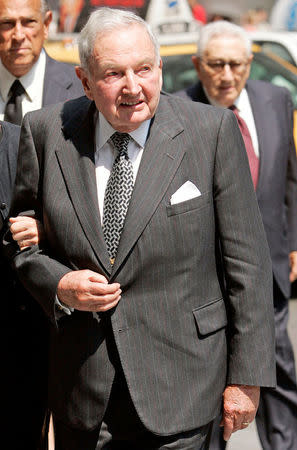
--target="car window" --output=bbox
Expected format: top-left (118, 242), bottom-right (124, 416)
top-left (250, 53), bottom-right (297, 108)
top-left (254, 41), bottom-right (295, 66)
top-left (162, 54), bottom-right (197, 93)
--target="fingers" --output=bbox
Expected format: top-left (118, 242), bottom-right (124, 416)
top-left (10, 216), bottom-right (42, 249)
top-left (222, 385), bottom-right (260, 441)
top-left (222, 414), bottom-right (234, 441)
top-left (290, 268), bottom-right (297, 283)
top-left (57, 270), bottom-right (122, 312)
top-left (222, 412), bottom-right (252, 441)
top-left (289, 252), bottom-right (297, 282)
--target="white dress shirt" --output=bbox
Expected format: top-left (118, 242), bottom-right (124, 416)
top-left (95, 112), bottom-right (150, 222)
top-left (0, 49), bottom-right (46, 120)
top-left (203, 86), bottom-right (260, 157)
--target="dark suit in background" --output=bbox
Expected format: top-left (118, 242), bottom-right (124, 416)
top-left (0, 56), bottom-right (83, 449)
top-left (175, 19), bottom-right (297, 449)
top-left (41, 52), bottom-right (84, 107)
top-left (0, 121), bottom-right (48, 447)
top-left (0, 0), bottom-right (84, 446)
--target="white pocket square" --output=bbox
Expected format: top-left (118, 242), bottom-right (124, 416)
top-left (170, 181), bottom-right (201, 205)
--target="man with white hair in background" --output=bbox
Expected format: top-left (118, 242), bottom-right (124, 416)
top-left (176, 20), bottom-right (297, 449)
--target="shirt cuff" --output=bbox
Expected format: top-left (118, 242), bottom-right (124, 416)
top-left (55, 295), bottom-right (74, 316)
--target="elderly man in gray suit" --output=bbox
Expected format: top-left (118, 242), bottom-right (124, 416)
top-left (175, 20), bottom-right (297, 450)
top-left (5, 7), bottom-right (275, 449)
top-left (0, 0), bottom-right (83, 125)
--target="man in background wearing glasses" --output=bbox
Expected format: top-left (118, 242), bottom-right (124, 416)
top-left (176, 20), bottom-right (297, 450)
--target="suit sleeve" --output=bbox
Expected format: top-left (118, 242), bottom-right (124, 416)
top-left (284, 89), bottom-right (297, 252)
top-left (3, 113), bottom-right (72, 327)
top-left (214, 109), bottom-right (275, 386)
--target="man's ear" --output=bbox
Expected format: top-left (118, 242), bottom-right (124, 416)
top-left (158, 57), bottom-right (163, 89)
top-left (43, 11), bottom-right (52, 40)
top-left (192, 55), bottom-right (201, 77)
top-left (245, 54), bottom-right (254, 78)
top-left (75, 66), bottom-right (94, 100)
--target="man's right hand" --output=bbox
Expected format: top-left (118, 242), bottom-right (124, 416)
top-left (9, 216), bottom-right (44, 249)
top-left (57, 270), bottom-right (121, 312)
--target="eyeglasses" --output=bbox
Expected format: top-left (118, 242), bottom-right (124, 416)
top-left (201, 59), bottom-right (249, 74)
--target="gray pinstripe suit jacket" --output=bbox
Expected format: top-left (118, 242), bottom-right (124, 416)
top-left (6, 93), bottom-right (275, 434)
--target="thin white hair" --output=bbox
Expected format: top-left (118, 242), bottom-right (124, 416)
top-left (197, 21), bottom-right (252, 57)
top-left (77, 7), bottom-right (160, 73)
top-left (40, 0), bottom-right (50, 16)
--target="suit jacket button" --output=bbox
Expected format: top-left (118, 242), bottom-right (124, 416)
top-left (0, 202), bottom-right (6, 210)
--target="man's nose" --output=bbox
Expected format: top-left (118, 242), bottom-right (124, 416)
top-left (12, 22), bottom-right (25, 40)
top-left (221, 63), bottom-right (234, 80)
top-left (123, 72), bottom-right (141, 95)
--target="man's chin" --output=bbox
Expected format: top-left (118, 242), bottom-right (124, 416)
top-left (5, 58), bottom-right (35, 77)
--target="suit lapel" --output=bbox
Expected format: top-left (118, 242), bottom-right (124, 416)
top-left (111, 95), bottom-right (185, 276)
top-left (55, 99), bottom-right (111, 274)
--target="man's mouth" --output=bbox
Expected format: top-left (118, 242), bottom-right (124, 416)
top-left (10, 47), bottom-right (29, 53)
top-left (219, 85), bottom-right (234, 91)
top-left (121, 100), bottom-right (143, 107)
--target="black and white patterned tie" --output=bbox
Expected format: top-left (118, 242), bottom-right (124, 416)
top-left (4, 80), bottom-right (25, 125)
top-left (103, 132), bottom-right (133, 265)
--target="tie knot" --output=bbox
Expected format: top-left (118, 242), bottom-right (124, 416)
top-left (110, 132), bottom-right (130, 156)
top-left (229, 105), bottom-right (241, 118)
top-left (9, 79), bottom-right (25, 99)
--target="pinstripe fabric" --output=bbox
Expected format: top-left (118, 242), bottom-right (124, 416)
top-left (177, 80), bottom-right (297, 449)
top-left (5, 93), bottom-right (275, 434)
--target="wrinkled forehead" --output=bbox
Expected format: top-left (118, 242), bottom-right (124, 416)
top-left (0, 0), bottom-right (43, 17)
top-left (93, 24), bottom-right (159, 61)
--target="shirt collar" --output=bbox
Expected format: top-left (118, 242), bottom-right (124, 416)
top-left (0, 48), bottom-right (46, 102)
top-left (235, 88), bottom-right (249, 113)
top-left (96, 112), bottom-right (151, 150)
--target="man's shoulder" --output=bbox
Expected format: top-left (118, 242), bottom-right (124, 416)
top-left (44, 52), bottom-right (84, 97)
top-left (158, 91), bottom-right (226, 128)
top-left (161, 90), bottom-right (222, 113)
top-left (45, 53), bottom-right (76, 74)
top-left (25, 95), bottom-right (91, 129)
top-left (246, 79), bottom-right (291, 100)
top-left (174, 81), bottom-right (203, 103)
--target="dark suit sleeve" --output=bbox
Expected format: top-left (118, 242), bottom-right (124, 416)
top-left (3, 114), bottom-right (72, 326)
top-left (284, 90), bottom-right (297, 252)
top-left (214, 109), bottom-right (275, 386)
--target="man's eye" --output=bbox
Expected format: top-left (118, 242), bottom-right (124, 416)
top-left (0, 21), bottom-right (14, 29)
top-left (210, 62), bottom-right (224, 69)
top-left (22, 19), bottom-right (37, 26)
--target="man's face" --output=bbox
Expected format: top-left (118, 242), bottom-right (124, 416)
top-left (193, 35), bottom-right (253, 107)
top-left (76, 24), bottom-right (163, 133)
top-left (0, 0), bottom-right (52, 77)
